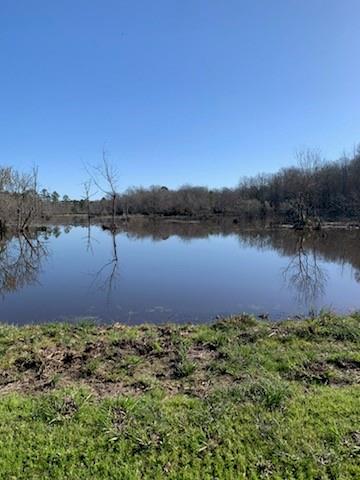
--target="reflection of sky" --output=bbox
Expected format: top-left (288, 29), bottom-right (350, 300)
top-left (1, 227), bottom-right (360, 324)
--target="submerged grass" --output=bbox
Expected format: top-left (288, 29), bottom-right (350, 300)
top-left (0, 313), bottom-right (359, 479)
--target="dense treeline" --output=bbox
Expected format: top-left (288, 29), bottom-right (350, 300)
top-left (114, 147), bottom-right (360, 225)
top-left (1, 146), bottom-right (360, 232)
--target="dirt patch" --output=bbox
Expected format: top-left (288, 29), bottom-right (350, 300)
top-left (1, 315), bottom-right (358, 398)
top-left (327, 358), bottom-right (360, 370)
top-left (288, 359), bottom-right (360, 386)
top-left (0, 335), bottom-right (224, 398)
top-left (187, 345), bottom-right (216, 363)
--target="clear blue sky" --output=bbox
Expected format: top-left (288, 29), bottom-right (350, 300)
top-left (1, 0), bottom-right (359, 198)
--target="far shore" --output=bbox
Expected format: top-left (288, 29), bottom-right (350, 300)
top-left (5, 213), bottom-right (360, 232)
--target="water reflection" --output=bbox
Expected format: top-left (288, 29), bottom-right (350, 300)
top-left (282, 234), bottom-right (327, 307)
top-left (83, 219), bottom-right (98, 254)
top-left (0, 232), bottom-right (49, 297)
top-left (0, 220), bottom-right (359, 323)
top-left (90, 228), bottom-right (119, 301)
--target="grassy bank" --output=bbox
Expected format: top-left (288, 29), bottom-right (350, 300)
top-left (0, 314), bottom-right (359, 479)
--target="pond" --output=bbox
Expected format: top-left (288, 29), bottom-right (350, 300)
top-left (1, 221), bottom-right (360, 324)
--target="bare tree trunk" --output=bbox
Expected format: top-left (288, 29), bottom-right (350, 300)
top-left (87, 149), bottom-right (120, 232)
top-left (111, 194), bottom-right (116, 229)
top-left (82, 179), bottom-right (93, 221)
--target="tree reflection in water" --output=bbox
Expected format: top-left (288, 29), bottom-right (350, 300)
top-left (282, 234), bottom-right (328, 309)
top-left (1, 221), bottom-right (359, 317)
top-left (0, 232), bottom-right (49, 297)
top-left (0, 225), bottom-right (121, 305)
top-left (90, 226), bottom-right (120, 302)
top-left (82, 219), bottom-right (98, 255)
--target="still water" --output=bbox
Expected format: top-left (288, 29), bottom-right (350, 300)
top-left (1, 222), bottom-right (360, 324)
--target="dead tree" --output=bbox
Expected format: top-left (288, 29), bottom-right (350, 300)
top-left (0, 167), bottom-right (13, 233)
top-left (0, 166), bottom-right (40, 233)
top-left (292, 149), bottom-right (322, 229)
top-left (88, 150), bottom-right (120, 230)
top-left (82, 178), bottom-right (95, 221)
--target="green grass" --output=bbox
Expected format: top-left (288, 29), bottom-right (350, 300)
top-left (0, 313), bottom-right (359, 479)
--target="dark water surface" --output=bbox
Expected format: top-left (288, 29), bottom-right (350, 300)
top-left (1, 222), bottom-right (360, 324)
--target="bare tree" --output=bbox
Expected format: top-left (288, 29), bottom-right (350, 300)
top-left (82, 178), bottom-right (95, 221)
top-left (291, 149), bottom-right (323, 227)
top-left (0, 167), bottom-right (13, 233)
top-left (0, 166), bottom-right (40, 233)
top-left (88, 149), bottom-right (120, 229)
top-left (81, 178), bottom-right (97, 252)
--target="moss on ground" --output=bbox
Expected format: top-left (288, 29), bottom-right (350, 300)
top-left (0, 313), bottom-right (359, 479)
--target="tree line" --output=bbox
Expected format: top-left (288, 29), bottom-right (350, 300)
top-left (114, 147), bottom-right (360, 226)
top-left (1, 145), bottom-right (359, 233)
